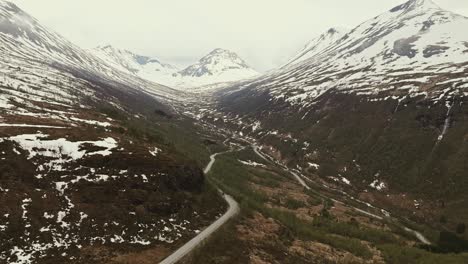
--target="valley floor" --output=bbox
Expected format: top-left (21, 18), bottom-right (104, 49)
top-left (180, 141), bottom-right (468, 264)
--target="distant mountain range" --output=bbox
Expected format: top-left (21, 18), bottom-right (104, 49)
top-left (229, 0), bottom-right (468, 107)
top-left (91, 46), bottom-right (259, 89)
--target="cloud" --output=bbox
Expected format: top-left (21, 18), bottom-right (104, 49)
top-left (10, 0), bottom-right (468, 72)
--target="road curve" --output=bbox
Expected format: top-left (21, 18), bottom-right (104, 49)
top-left (253, 145), bottom-right (310, 190)
top-left (160, 153), bottom-right (240, 264)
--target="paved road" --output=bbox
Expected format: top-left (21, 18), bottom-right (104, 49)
top-left (253, 144), bottom-right (310, 190)
top-left (159, 153), bottom-right (240, 264)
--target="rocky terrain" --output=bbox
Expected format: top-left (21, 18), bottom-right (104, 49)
top-left (0, 1), bottom-right (225, 263)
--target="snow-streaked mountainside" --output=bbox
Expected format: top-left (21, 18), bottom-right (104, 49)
top-left (202, 0), bottom-right (468, 236)
top-left (0, 1), bottom-right (224, 263)
top-left (179, 48), bottom-right (258, 78)
top-left (91, 46), bottom-right (259, 89)
top-left (1, 0), bottom-right (179, 120)
top-left (91, 45), bottom-right (179, 80)
top-left (283, 27), bottom-right (348, 67)
top-left (231, 0), bottom-right (468, 107)
top-left (176, 48), bottom-right (259, 88)
top-left (0, 1), bottom-right (179, 103)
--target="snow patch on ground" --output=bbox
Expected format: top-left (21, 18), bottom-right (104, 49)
top-left (370, 180), bottom-right (387, 191)
top-left (0, 95), bottom-right (13, 109)
top-left (0, 124), bottom-right (67, 128)
top-left (308, 162), bottom-right (320, 169)
top-left (149, 147), bottom-right (161, 157)
top-left (329, 176), bottom-right (351, 185)
top-left (8, 134), bottom-right (117, 160)
top-left (5, 134), bottom-right (118, 171)
top-left (238, 160), bottom-right (266, 168)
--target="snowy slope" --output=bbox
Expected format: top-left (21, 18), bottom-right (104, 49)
top-left (91, 47), bottom-right (259, 89)
top-left (91, 45), bottom-right (179, 80)
top-left (234, 0), bottom-right (468, 107)
top-left (0, 0), bottom-right (179, 106)
top-left (179, 48), bottom-right (258, 81)
top-left (174, 48), bottom-right (258, 88)
top-left (0, 1), bottom-right (220, 263)
top-left (283, 27), bottom-right (348, 67)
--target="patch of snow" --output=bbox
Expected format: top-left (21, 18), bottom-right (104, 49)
top-left (149, 147), bottom-right (161, 157)
top-left (0, 124), bottom-right (67, 128)
top-left (308, 163), bottom-right (320, 169)
top-left (370, 180), bottom-right (387, 191)
top-left (238, 160), bottom-right (266, 168)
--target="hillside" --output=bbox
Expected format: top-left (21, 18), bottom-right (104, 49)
top-left (200, 0), bottom-right (468, 242)
top-left (3, 0), bottom-right (468, 262)
top-left (0, 1), bottom-right (225, 263)
top-left (283, 27), bottom-right (348, 67)
top-left (91, 45), bottom-right (179, 80)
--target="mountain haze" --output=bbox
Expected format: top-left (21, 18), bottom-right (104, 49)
top-left (91, 46), bottom-right (259, 89)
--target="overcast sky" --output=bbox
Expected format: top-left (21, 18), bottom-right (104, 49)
top-left (11, 0), bottom-right (468, 72)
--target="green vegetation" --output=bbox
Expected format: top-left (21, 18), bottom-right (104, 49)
top-left (224, 93), bottom-right (468, 232)
top-left (192, 147), bottom-right (468, 263)
top-left (204, 150), bottom-right (379, 260)
top-left (284, 198), bottom-right (306, 209)
top-left (99, 104), bottom-right (226, 167)
top-left (265, 207), bottom-right (374, 259)
top-left (185, 215), bottom-right (250, 264)
top-left (311, 216), bottom-right (399, 245)
top-left (380, 244), bottom-right (468, 264)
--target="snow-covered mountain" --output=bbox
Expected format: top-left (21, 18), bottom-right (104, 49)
top-left (1, 1), bottom-right (179, 97)
top-left (233, 0), bottom-right (468, 107)
top-left (91, 45), bottom-right (179, 80)
top-left (91, 46), bottom-right (259, 89)
top-left (283, 27), bottom-right (348, 67)
top-left (204, 0), bottom-right (468, 226)
top-left (174, 48), bottom-right (258, 88)
top-left (0, 1), bottom-right (221, 263)
top-left (179, 48), bottom-right (258, 79)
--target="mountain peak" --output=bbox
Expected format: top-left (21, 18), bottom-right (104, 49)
top-left (96, 45), bottom-right (134, 56)
top-left (90, 45), bottom-right (257, 88)
top-left (204, 48), bottom-right (245, 61)
top-left (390, 0), bottom-right (439, 13)
top-left (91, 45), bottom-right (178, 77)
top-left (209, 48), bottom-right (230, 54)
top-left (179, 48), bottom-right (255, 78)
top-left (97, 44), bottom-right (115, 50)
top-left (284, 27), bottom-right (348, 67)
top-left (327, 27), bottom-right (344, 35)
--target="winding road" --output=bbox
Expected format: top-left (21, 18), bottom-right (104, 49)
top-left (161, 143), bottom-right (430, 264)
top-left (160, 153), bottom-right (240, 264)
